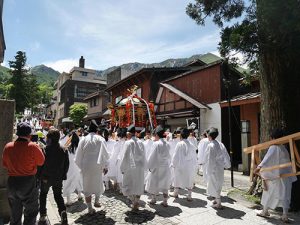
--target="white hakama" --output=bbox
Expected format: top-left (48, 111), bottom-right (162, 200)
top-left (259, 145), bottom-right (297, 210)
top-left (204, 140), bottom-right (224, 198)
top-left (171, 139), bottom-right (197, 189)
top-left (145, 139), bottom-right (171, 194)
top-left (75, 133), bottom-right (109, 196)
top-left (63, 152), bottom-right (83, 197)
top-left (120, 137), bottom-right (145, 196)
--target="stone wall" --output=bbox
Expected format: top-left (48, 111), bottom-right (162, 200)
top-left (0, 99), bottom-right (15, 222)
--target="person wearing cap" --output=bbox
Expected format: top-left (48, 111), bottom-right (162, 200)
top-left (2, 122), bottom-right (45, 225)
top-left (203, 127), bottom-right (225, 209)
top-left (120, 124), bottom-right (146, 210)
top-left (142, 128), bottom-right (154, 185)
top-left (75, 120), bottom-right (109, 214)
top-left (169, 128), bottom-right (197, 201)
top-left (39, 129), bottom-right (69, 224)
top-left (145, 125), bottom-right (171, 207)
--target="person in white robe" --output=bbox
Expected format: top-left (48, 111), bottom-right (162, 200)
top-left (63, 130), bottom-right (83, 205)
top-left (204, 127), bottom-right (225, 209)
top-left (113, 128), bottom-right (127, 193)
top-left (75, 120), bottom-right (109, 214)
top-left (120, 124), bottom-right (145, 210)
top-left (59, 128), bottom-right (69, 148)
top-left (197, 130), bottom-right (210, 179)
top-left (101, 128), bottom-right (117, 190)
top-left (170, 128), bottom-right (197, 201)
top-left (168, 128), bottom-right (182, 188)
top-left (188, 130), bottom-right (198, 149)
top-left (146, 126), bottom-right (171, 206)
top-left (143, 129), bottom-right (154, 184)
top-left (255, 128), bottom-right (297, 223)
top-left (187, 128), bottom-right (198, 187)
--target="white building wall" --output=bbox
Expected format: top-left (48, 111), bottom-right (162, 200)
top-left (200, 103), bottom-right (222, 141)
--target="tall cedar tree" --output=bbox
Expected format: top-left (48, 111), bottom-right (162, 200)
top-left (8, 51), bottom-right (30, 113)
top-left (186, 0), bottom-right (300, 210)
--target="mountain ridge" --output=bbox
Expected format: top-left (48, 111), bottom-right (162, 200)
top-left (0, 53), bottom-right (222, 84)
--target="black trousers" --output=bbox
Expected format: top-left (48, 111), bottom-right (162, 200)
top-left (7, 176), bottom-right (39, 225)
top-left (39, 179), bottom-right (66, 216)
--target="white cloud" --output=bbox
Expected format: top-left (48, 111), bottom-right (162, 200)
top-left (2, 61), bottom-right (8, 67)
top-left (43, 59), bottom-right (78, 73)
top-left (30, 41), bottom-right (41, 51)
top-left (34, 0), bottom-right (221, 69)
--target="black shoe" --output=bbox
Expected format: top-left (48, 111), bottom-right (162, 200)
top-left (60, 211), bottom-right (68, 225)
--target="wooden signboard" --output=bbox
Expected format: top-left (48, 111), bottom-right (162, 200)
top-left (243, 132), bottom-right (300, 181)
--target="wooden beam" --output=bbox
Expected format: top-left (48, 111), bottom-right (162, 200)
top-left (260, 162), bottom-right (292, 172)
top-left (289, 139), bottom-right (297, 173)
top-left (293, 142), bottom-right (300, 168)
top-left (244, 132), bottom-right (300, 154)
top-left (250, 148), bottom-right (255, 181)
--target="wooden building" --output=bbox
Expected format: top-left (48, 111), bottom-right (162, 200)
top-left (106, 67), bottom-right (190, 105)
top-left (83, 90), bottom-right (109, 123)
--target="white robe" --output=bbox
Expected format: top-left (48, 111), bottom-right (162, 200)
top-left (145, 139), bottom-right (171, 194)
top-left (197, 137), bottom-right (210, 182)
top-left (63, 152), bottom-right (83, 196)
top-left (188, 136), bottom-right (198, 150)
top-left (143, 138), bottom-right (154, 184)
top-left (75, 133), bottom-right (109, 196)
top-left (204, 140), bottom-right (224, 198)
top-left (114, 139), bottom-right (126, 183)
top-left (169, 138), bottom-right (180, 184)
top-left (171, 139), bottom-right (197, 189)
top-left (120, 136), bottom-right (145, 196)
top-left (259, 145), bottom-right (297, 209)
top-left (218, 141), bottom-right (231, 169)
top-left (104, 139), bottom-right (117, 179)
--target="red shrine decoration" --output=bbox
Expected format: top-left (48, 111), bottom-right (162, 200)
top-left (108, 85), bottom-right (157, 130)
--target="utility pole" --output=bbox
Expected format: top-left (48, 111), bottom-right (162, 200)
top-left (221, 61), bottom-right (234, 187)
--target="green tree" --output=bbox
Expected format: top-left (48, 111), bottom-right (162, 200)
top-left (38, 83), bottom-right (54, 104)
top-left (69, 103), bottom-right (87, 127)
top-left (8, 51), bottom-right (30, 113)
top-left (186, 0), bottom-right (300, 210)
top-left (26, 74), bottom-right (40, 112)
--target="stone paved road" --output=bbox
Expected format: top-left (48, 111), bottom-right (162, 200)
top-left (45, 173), bottom-right (300, 225)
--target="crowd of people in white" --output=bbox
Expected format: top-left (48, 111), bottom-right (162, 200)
top-left (59, 120), bottom-right (230, 214)
top-left (6, 118), bottom-right (296, 224)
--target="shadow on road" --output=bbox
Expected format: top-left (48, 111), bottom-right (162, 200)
top-left (192, 186), bottom-right (206, 195)
top-left (66, 200), bottom-right (87, 213)
top-left (173, 197), bottom-right (207, 208)
top-left (221, 196), bottom-right (236, 204)
top-left (74, 210), bottom-right (116, 225)
top-left (214, 206), bottom-right (246, 219)
top-left (124, 209), bottom-right (155, 224)
top-left (149, 204), bottom-right (183, 217)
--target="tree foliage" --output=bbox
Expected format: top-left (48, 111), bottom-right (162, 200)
top-left (8, 51), bottom-right (30, 113)
top-left (187, 0), bottom-right (300, 210)
top-left (4, 51), bottom-right (55, 113)
top-left (69, 103), bottom-right (87, 126)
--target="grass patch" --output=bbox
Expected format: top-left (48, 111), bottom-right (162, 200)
top-left (227, 188), bottom-right (261, 205)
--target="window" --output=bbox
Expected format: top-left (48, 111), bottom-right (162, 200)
top-left (90, 97), bottom-right (99, 107)
top-left (115, 95), bottom-right (122, 104)
top-left (136, 88), bottom-right (142, 97)
top-left (75, 86), bottom-right (97, 99)
top-left (81, 72), bottom-right (88, 76)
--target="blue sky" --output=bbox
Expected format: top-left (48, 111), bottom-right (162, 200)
top-left (3, 0), bottom-right (222, 72)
